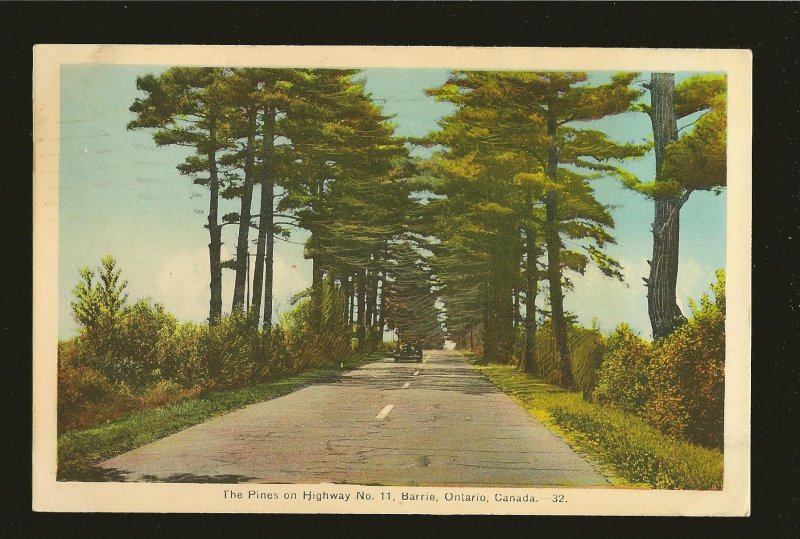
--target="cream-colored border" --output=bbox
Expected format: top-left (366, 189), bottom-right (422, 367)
top-left (32, 45), bottom-right (751, 515)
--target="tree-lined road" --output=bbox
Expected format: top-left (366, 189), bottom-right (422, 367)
top-left (99, 351), bottom-right (609, 486)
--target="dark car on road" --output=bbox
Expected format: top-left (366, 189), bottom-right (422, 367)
top-left (394, 341), bottom-right (423, 363)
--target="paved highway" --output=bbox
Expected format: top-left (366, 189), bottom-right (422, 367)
top-left (99, 351), bottom-right (609, 486)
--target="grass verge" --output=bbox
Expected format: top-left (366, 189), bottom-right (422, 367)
top-left (474, 362), bottom-right (723, 490)
top-left (58, 353), bottom-right (380, 481)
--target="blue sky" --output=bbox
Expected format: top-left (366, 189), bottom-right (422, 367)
top-left (58, 65), bottom-right (726, 340)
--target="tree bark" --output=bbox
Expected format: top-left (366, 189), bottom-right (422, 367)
top-left (232, 107), bottom-right (259, 311)
top-left (355, 269), bottom-right (366, 349)
top-left (251, 108), bottom-right (276, 326)
top-left (523, 227), bottom-right (538, 374)
top-left (262, 217), bottom-right (275, 328)
top-left (543, 114), bottom-right (573, 388)
top-left (365, 267), bottom-right (379, 346)
top-left (348, 272), bottom-right (355, 326)
top-left (377, 272), bottom-right (386, 341)
top-left (647, 73), bottom-right (687, 340)
top-left (482, 281), bottom-right (496, 362)
top-left (499, 281), bottom-right (513, 363)
top-left (342, 274), bottom-right (350, 321)
top-left (311, 178), bottom-right (326, 327)
top-left (207, 118), bottom-right (223, 325)
top-left (311, 259), bottom-right (324, 328)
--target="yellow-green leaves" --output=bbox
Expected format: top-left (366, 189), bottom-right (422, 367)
top-left (663, 90), bottom-right (727, 190)
top-left (673, 74), bottom-right (726, 120)
top-left (514, 171), bottom-right (558, 194)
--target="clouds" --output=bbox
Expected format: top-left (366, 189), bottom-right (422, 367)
top-left (270, 255), bottom-right (313, 320)
top-left (154, 247), bottom-right (213, 323)
top-left (150, 243), bottom-right (313, 326)
top-left (676, 257), bottom-right (718, 316)
top-left (565, 254), bottom-right (721, 340)
top-left (566, 257), bottom-right (651, 337)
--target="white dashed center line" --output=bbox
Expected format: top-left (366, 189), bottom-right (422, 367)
top-left (376, 404), bottom-right (394, 420)
top-left (402, 382), bottom-right (411, 389)
top-left (413, 370), bottom-right (420, 376)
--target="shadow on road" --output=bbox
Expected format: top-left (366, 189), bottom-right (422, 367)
top-left (63, 466), bottom-right (258, 483)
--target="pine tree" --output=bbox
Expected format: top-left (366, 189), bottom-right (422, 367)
top-left (425, 71), bottom-right (645, 385)
top-left (280, 69), bottom-right (412, 348)
top-left (128, 68), bottom-right (232, 324)
top-left (627, 73), bottom-right (727, 340)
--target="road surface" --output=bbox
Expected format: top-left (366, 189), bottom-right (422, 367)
top-left (98, 351), bottom-right (609, 486)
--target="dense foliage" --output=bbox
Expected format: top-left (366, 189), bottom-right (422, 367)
top-left (478, 364), bottom-right (723, 490)
top-left (60, 68), bottom-right (728, 482)
top-left (591, 272), bottom-right (726, 450)
top-left (592, 324), bottom-right (652, 414)
top-left (423, 71), bottom-right (646, 385)
top-left (59, 257), bottom-right (361, 432)
top-left (643, 271), bottom-right (726, 449)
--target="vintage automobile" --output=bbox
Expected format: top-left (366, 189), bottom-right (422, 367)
top-left (393, 341), bottom-right (423, 363)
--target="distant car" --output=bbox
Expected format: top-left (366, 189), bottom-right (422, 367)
top-left (394, 341), bottom-right (423, 363)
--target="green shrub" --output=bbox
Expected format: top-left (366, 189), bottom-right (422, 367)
top-left (478, 363), bottom-right (723, 490)
top-left (571, 327), bottom-right (606, 400)
top-left (197, 311), bottom-right (260, 390)
top-left (69, 255), bottom-right (128, 362)
top-left (61, 257), bottom-right (359, 433)
top-left (592, 323), bottom-right (652, 414)
top-left (109, 299), bottom-right (177, 391)
top-left (644, 271), bottom-right (726, 449)
top-left (58, 341), bottom-right (138, 432)
top-left (157, 321), bottom-right (205, 389)
top-left (551, 406), bottom-right (722, 490)
top-left (265, 324), bottom-right (294, 377)
top-left (280, 295), bottom-right (352, 369)
top-left (514, 320), bottom-right (605, 399)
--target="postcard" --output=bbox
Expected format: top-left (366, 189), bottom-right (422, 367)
top-left (33, 45), bottom-right (751, 515)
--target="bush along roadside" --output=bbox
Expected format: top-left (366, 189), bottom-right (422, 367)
top-left (59, 256), bottom-right (365, 434)
top-left (58, 352), bottom-right (381, 481)
top-left (476, 363), bottom-right (723, 490)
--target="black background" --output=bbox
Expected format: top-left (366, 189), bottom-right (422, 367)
top-left (3, 1), bottom-right (798, 536)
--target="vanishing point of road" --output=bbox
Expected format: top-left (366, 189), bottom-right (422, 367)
top-left (99, 351), bottom-right (609, 487)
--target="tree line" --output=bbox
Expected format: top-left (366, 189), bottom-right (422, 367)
top-left (420, 71), bottom-right (726, 388)
top-left (129, 68), bottom-right (726, 389)
top-left (129, 67), bottom-right (442, 353)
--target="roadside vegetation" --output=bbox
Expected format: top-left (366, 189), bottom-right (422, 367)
top-left (478, 363), bottom-right (722, 490)
top-left (59, 256), bottom-right (370, 434)
top-left (58, 355), bottom-right (378, 481)
top-left (58, 68), bottom-right (728, 487)
top-left (58, 255), bottom-right (389, 479)
top-left (473, 271), bottom-right (726, 489)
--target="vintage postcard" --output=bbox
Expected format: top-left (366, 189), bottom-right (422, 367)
top-left (33, 45), bottom-right (751, 515)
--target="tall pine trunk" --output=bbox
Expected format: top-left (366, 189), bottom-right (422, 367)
top-left (348, 273), bottom-right (355, 326)
top-left (365, 267), bottom-right (379, 347)
top-left (523, 227), bottom-right (538, 374)
top-left (251, 108), bottom-right (276, 327)
top-left (545, 115), bottom-right (574, 389)
top-left (377, 273), bottom-right (386, 342)
top-left (647, 73), bottom-right (687, 340)
top-left (342, 274), bottom-right (351, 321)
top-left (311, 178), bottom-right (325, 328)
top-left (498, 281), bottom-right (514, 363)
top-left (262, 215), bottom-right (275, 328)
top-left (356, 269), bottom-right (366, 349)
top-left (232, 107), bottom-right (259, 311)
top-left (207, 119), bottom-right (223, 325)
top-left (482, 281), bottom-right (497, 362)
top-left (312, 259), bottom-right (324, 328)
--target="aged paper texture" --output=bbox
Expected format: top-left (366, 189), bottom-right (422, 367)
top-left (33, 45), bottom-right (751, 515)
